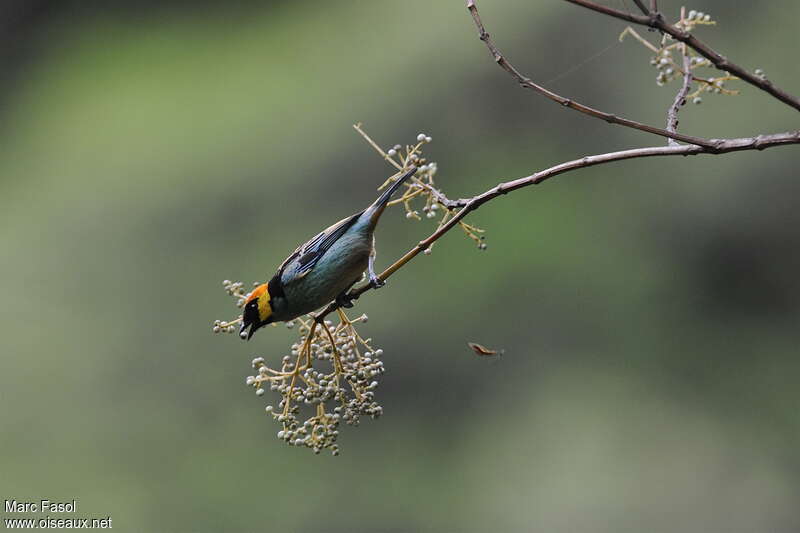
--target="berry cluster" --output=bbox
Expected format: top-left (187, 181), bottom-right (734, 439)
top-left (621, 7), bottom-right (747, 105)
top-left (212, 280), bottom-right (386, 455)
top-left (244, 312), bottom-right (384, 455)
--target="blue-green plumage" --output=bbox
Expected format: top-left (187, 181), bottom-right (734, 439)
top-left (242, 166), bottom-right (417, 335)
top-left (275, 217), bottom-right (373, 320)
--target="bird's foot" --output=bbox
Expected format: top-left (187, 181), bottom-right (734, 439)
top-left (369, 274), bottom-right (386, 289)
top-left (336, 292), bottom-right (355, 308)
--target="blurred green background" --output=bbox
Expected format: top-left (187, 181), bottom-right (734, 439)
top-left (2, 1), bottom-right (799, 531)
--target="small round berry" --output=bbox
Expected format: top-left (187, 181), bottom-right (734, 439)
top-left (387, 148), bottom-right (397, 157)
top-left (417, 133), bottom-right (426, 142)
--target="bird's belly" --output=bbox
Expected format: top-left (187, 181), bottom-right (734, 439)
top-left (280, 233), bottom-right (371, 319)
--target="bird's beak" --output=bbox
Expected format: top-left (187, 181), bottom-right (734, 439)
top-left (240, 309), bottom-right (256, 341)
top-left (239, 300), bottom-right (261, 341)
top-left (240, 317), bottom-right (261, 341)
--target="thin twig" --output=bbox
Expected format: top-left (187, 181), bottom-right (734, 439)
top-left (631, 0), bottom-right (649, 15)
top-left (314, 129), bottom-right (800, 319)
top-left (353, 123), bottom-right (402, 170)
top-left (562, 0), bottom-right (800, 111)
top-left (619, 26), bottom-right (659, 53)
top-left (353, 123), bottom-right (461, 209)
top-left (466, 0), bottom-right (718, 149)
top-left (666, 20), bottom-right (693, 146)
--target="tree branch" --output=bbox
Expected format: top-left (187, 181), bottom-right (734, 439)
top-left (562, 0), bottom-right (800, 111)
top-left (666, 43), bottom-right (692, 146)
top-left (316, 3), bottom-right (800, 319)
top-left (466, 0), bottom-right (720, 149)
top-left (316, 129), bottom-right (800, 319)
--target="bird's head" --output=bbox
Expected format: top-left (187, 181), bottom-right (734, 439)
top-left (240, 283), bottom-right (273, 340)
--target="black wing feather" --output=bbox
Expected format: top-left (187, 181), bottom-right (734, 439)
top-left (295, 213), bottom-right (361, 275)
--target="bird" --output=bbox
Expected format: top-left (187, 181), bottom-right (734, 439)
top-left (240, 166), bottom-right (418, 340)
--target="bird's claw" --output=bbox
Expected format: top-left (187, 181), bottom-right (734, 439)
top-left (336, 292), bottom-right (355, 308)
top-left (369, 275), bottom-right (386, 289)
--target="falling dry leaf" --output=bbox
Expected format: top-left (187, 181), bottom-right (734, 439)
top-left (467, 342), bottom-right (504, 357)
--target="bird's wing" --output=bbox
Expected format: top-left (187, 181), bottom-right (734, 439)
top-left (276, 212), bottom-right (362, 280)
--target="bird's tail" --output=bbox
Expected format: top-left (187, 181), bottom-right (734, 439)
top-left (364, 166), bottom-right (418, 223)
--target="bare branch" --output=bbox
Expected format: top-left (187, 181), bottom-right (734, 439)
top-left (316, 129), bottom-right (800, 319)
top-left (318, 3), bottom-right (800, 317)
top-left (562, 0), bottom-right (800, 111)
top-left (563, 0), bottom-right (650, 24)
top-left (465, 0), bottom-right (718, 149)
top-left (666, 42), bottom-right (692, 146)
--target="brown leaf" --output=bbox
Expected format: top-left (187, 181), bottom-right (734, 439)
top-left (467, 342), bottom-right (504, 357)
